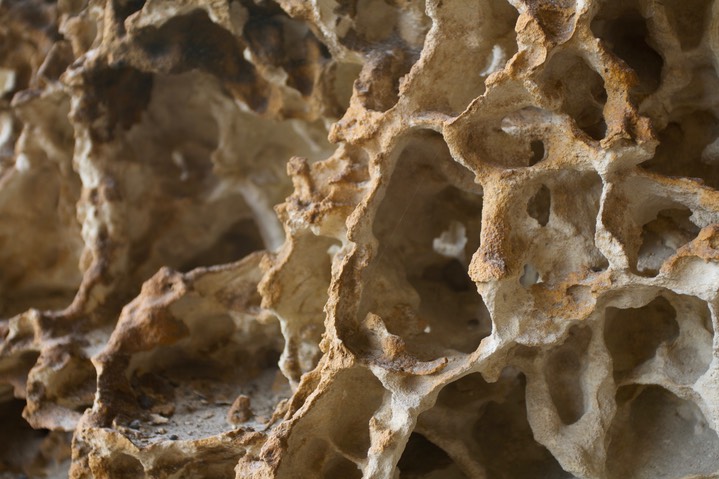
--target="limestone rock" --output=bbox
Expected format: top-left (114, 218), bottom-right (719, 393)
top-left (1, 0), bottom-right (719, 478)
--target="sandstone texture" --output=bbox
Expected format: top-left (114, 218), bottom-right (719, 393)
top-left (1, 0), bottom-right (719, 478)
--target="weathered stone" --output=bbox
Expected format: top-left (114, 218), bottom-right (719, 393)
top-left (1, 0), bottom-right (719, 478)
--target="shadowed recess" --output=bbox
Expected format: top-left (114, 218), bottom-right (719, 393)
top-left (591, 6), bottom-right (663, 104)
top-left (607, 385), bottom-right (719, 479)
top-left (604, 296), bottom-right (679, 379)
top-left (132, 10), bottom-right (270, 111)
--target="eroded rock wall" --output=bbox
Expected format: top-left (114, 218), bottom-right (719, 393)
top-left (1, 0), bottom-right (719, 478)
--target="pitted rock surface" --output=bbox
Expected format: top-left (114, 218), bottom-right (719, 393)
top-left (1, 0), bottom-right (719, 478)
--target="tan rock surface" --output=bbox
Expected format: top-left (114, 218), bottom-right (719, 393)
top-left (1, 0), bottom-right (719, 478)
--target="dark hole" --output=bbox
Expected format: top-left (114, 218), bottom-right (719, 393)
top-left (179, 218), bottom-right (265, 271)
top-left (546, 325), bottom-right (592, 425)
top-left (541, 54), bottom-right (608, 141)
top-left (133, 10), bottom-right (269, 111)
top-left (591, 9), bottom-right (663, 102)
top-left (80, 66), bottom-right (153, 142)
top-left (529, 140), bottom-right (545, 166)
top-left (641, 112), bottom-right (719, 189)
top-left (355, 47), bottom-right (420, 112)
top-left (604, 296), bottom-right (680, 377)
top-left (137, 394), bottom-right (154, 410)
top-left (442, 259), bottom-right (474, 292)
top-left (323, 456), bottom-right (362, 479)
top-left (0, 399), bottom-right (52, 475)
top-left (398, 434), bottom-right (458, 477)
top-left (592, 87), bottom-right (608, 104)
top-left (527, 185), bottom-right (551, 226)
top-left (581, 116), bottom-right (608, 141)
top-left (113, 0), bottom-right (145, 22)
top-left (108, 453), bottom-right (144, 478)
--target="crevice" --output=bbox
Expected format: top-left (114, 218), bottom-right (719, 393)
top-left (514, 171), bottom-right (606, 286)
top-left (87, 261), bottom-right (292, 449)
top-left (412, 369), bottom-right (573, 478)
top-left (0, 0), bottom-right (60, 96)
top-left (337, 0), bottom-right (430, 52)
top-left (330, 62), bottom-right (363, 117)
top-left (33, 351), bottom-right (97, 415)
top-left (413, 0), bottom-right (519, 114)
top-left (107, 453), bottom-right (144, 479)
top-left (126, 309), bottom-right (289, 444)
top-left (77, 65), bottom-right (153, 142)
top-left (0, 93), bottom-right (83, 318)
top-left (354, 45), bottom-right (422, 112)
top-left (100, 71), bottom-right (332, 289)
top-left (151, 449), bottom-right (241, 479)
top-left (478, 108), bottom-right (554, 168)
top-left (664, 295), bottom-right (714, 383)
top-left (322, 456), bottom-right (363, 479)
top-left (266, 234), bottom-right (341, 383)
top-left (529, 0), bottom-right (577, 44)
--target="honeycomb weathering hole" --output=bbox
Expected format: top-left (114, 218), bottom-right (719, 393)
top-left (604, 296), bottom-right (680, 379)
top-left (351, 0), bottom-right (432, 112)
top-left (529, 140), bottom-right (546, 166)
top-left (527, 184), bottom-right (551, 226)
top-left (3, 1), bottom-right (719, 478)
top-left (603, 292), bottom-right (714, 389)
top-left (0, 399), bottom-right (71, 476)
top-left (413, 369), bottom-right (572, 478)
top-left (540, 53), bottom-right (608, 141)
top-left (662, 0), bottom-right (713, 51)
top-left (356, 131), bottom-right (490, 359)
top-left (0, 92), bottom-right (83, 318)
top-left (642, 111), bottom-right (719, 188)
top-left (590, 4), bottom-right (664, 104)
top-left (398, 433), bottom-right (467, 478)
top-left (403, 0), bottom-right (519, 114)
top-left (276, 367), bottom-right (384, 478)
top-left (607, 385), bottom-right (719, 479)
top-left (636, 207), bottom-right (700, 276)
top-left (545, 324), bottom-right (591, 425)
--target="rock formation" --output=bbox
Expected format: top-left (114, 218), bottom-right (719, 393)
top-left (1, 0), bottom-right (719, 477)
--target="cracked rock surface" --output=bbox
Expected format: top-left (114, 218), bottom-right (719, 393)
top-left (1, 0), bottom-right (719, 478)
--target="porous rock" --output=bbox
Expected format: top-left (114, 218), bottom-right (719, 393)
top-left (1, 0), bottom-right (719, 478)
